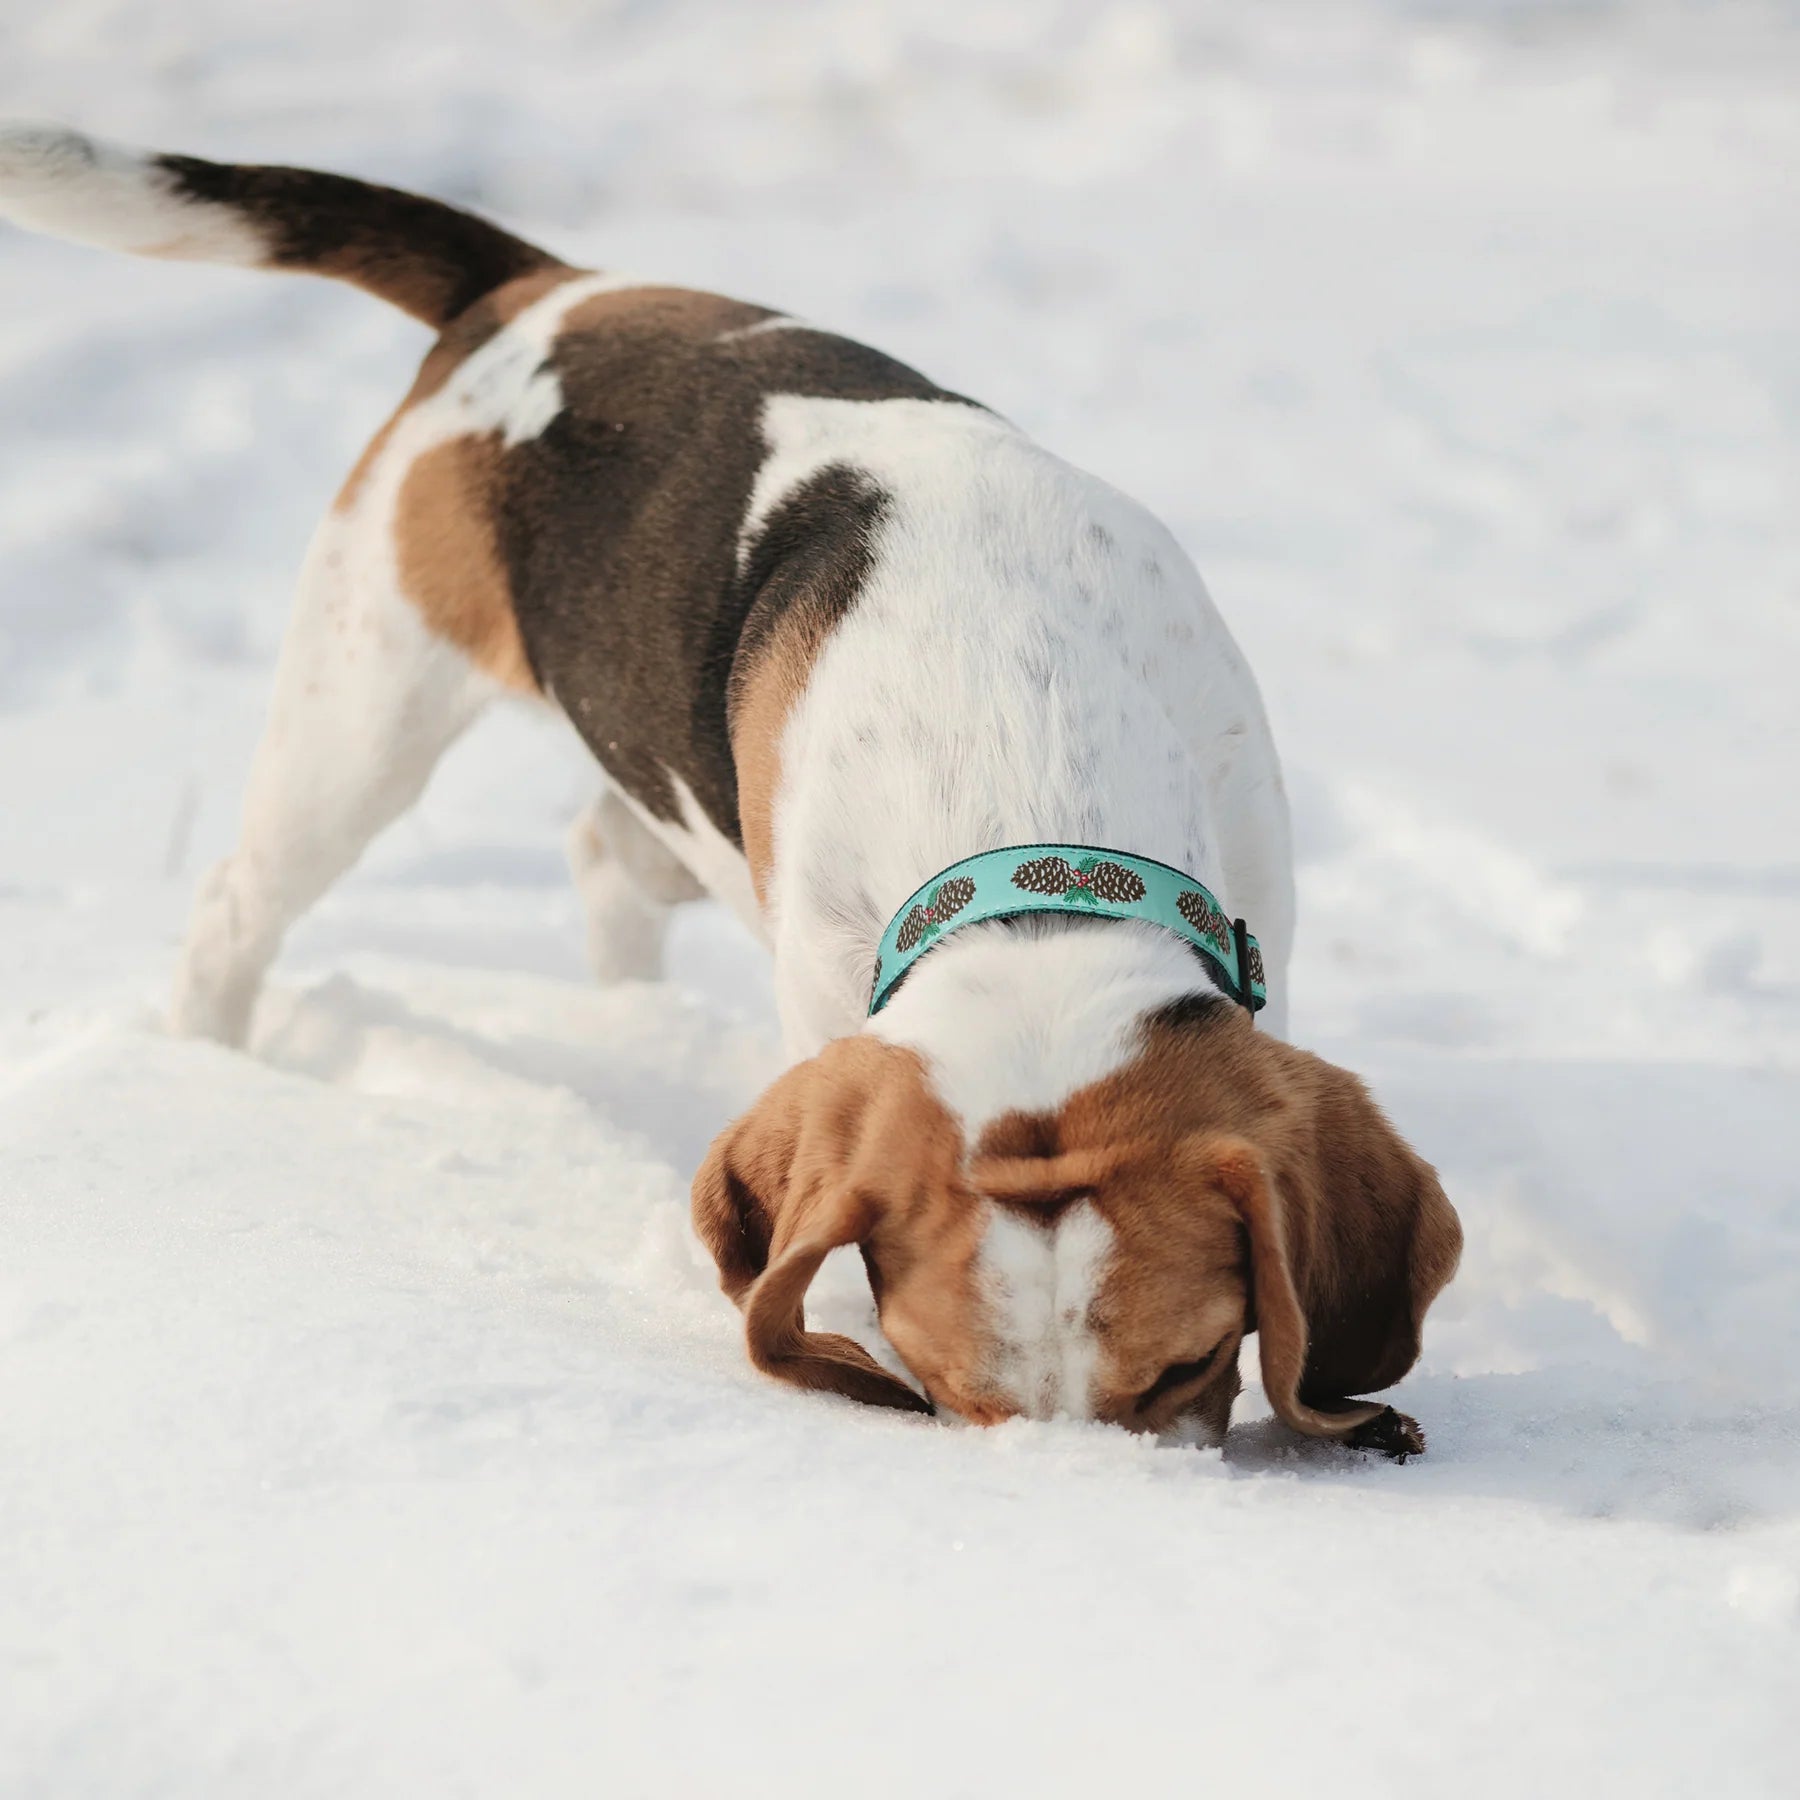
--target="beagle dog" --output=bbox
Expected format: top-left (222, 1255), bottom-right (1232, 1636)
top-left (0, 126), bottom-right (1462, 1453)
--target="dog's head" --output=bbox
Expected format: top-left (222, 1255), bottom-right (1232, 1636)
top-left (692, 1001), bottom-right (1460, 1450)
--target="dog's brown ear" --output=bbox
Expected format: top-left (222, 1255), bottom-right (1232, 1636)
top-left (1197, 1064), bottom-right (1461, 1453)
top-left (1198, 1137), bottom-right (1389, 1444)
top-left (691, 1037), bottom-right (942, 1414)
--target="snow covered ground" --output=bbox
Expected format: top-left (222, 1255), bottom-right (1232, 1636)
top-left (3, 1), bottom-right (1798, 1792)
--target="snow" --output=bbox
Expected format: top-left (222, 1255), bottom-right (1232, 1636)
top-left (3, 0), bottom-right (1799, 1792)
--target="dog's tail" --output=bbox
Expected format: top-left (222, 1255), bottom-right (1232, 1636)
top-left (0, 122), bottom-right (567, 329)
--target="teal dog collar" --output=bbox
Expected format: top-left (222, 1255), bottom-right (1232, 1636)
top-left (869, 844), bottom-right (1267, 1019)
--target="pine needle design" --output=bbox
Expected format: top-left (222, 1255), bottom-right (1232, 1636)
top-left (894, 875), bottom-right (977, 954)
top-left (1011, 854), bottom-right (1147, 907)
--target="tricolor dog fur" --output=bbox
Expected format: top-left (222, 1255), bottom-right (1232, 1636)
top-left (0, 125), bottom-right (1462, 1454)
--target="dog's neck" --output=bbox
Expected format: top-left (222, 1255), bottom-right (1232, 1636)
top-left (864, 916), bottom-right (1217, 1140)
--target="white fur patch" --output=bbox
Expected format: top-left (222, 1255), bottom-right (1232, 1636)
top-left (975, 1201), bottom-right (1116, 1420)
top-left (170, 493), bottom-right (498, 1043)
top-left (0, 124), bottom-right (263, 263)
top-left (870, 919), bottom-right (1204, 1138)
top-left (713, 315), bottom-right (806, 345)
top-left (411, 271), bottom-right (641, 452)
top-left (643, 772), bottom-right (765, 944)
top-left (501, 363), bottom-right (566, 447)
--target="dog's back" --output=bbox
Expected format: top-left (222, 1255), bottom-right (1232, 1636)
top-left (0, 122), bottom-right (1293, 1060)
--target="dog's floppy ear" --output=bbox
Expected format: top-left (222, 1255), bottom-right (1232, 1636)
top-left (1195, 1059), bottom-right (1461, 1454)
top-left (691, 1037), bottom-right (942, 1414)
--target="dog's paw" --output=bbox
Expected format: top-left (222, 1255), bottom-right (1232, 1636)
top-left (1347, 1406), bottom-right (1426, 1461)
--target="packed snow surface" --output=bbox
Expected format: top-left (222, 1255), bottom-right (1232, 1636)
top-left (3, 2), bottom-right (1798, 1793)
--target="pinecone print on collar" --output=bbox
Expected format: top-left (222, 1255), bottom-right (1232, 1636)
top-left (1011, 853), bottom-right (1148, 907)
top-left (870, 844), bottom-right (1267, 1020)
top-left (894, 874), bottom-right (977, 953)
top-left (1175, 888), bottom-right (1233, 951)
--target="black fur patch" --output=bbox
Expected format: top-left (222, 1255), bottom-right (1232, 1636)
top-left (733, 462), bottom-right (889, 684)
top-left (1146, 992), bottom-right (1234, 1037)
top-left (495, 296), bottom-right (981, 846)
top-left (156, 154), bottom-right (559, 327)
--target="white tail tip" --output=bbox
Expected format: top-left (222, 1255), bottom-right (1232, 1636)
top-left (0, 120), bottom-right (262, 264)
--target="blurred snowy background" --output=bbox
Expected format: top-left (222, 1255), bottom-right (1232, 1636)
top-left (2, 2), bottom-right (1797, 1794)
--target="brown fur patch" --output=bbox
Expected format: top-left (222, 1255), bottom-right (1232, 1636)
top-left (555, 282), bottom-right (773, 343)
top-left (975, 1110), bottom-right (1063, 1161)
top-left (868, 1167), bottom-right (998, 1426)
top-left (729, 613), bottom-right (818, 905)
top-left (691, 1036), bottom-right (988, 1415)
top-left (392, 433), bottom-right (536, 692)
top-left (1048, 1003), bottom-right (1463, 1443)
